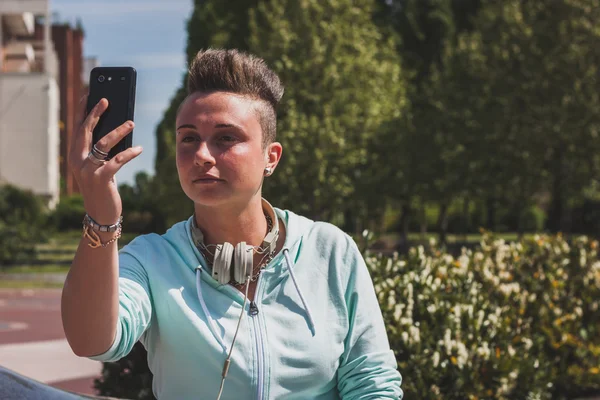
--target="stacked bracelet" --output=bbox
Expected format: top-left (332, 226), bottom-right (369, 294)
top-left (83, 214), bottom-right (123, 232)
top-left (82, 214), bottom-right (123, 248)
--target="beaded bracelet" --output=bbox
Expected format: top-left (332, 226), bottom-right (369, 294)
top-left (83, 214), bottom-right (123, 233)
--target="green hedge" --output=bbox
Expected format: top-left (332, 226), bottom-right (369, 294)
top-left (0, 185), bottom-right (47, 265)
top-left (368, 232), bottom-right (600, 399)
top-left (95, 232), bottom-right (600, 399)
top-left (50, 194), bottom-right (86, 231)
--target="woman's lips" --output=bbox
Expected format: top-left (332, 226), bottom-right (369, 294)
top-left (193, 177), bottom-right (224, 183)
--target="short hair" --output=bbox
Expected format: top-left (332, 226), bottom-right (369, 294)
top-left (185, 48), bottom-right (284, 146)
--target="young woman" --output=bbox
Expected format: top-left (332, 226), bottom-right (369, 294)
top-left (62, 49), bottom-right (403, 400)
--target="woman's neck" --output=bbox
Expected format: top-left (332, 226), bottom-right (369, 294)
top-left (193, 195), bottom-right (269, 248)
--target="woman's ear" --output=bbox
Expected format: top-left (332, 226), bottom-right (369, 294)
top-left (265, 141), bottom-right (283, 175)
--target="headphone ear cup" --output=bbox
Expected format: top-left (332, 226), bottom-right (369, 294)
top-left (234, 242), bottom-right (253, 284)
top-left (213, 242), bottom-right (234, 285)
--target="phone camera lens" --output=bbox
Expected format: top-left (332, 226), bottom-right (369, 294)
top-left (98, 75), bottom-right (106, 83)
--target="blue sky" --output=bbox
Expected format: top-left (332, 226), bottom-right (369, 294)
top-left (51, 0), bottom-right (193, 184)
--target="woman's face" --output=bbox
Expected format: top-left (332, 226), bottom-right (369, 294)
top-left (175, 91), bottom-right (281, 208)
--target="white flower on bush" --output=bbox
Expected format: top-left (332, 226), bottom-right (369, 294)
top-left (477, 341), bottom-right (491, 360)
top-left (476, 310), bottom-right (485, 330)
top-left (444, 329), bottom-right (453, 355)
top-left (528, 293), bottom-right (537, 303)
top-left (432, 351), bottom-right (440, 368)
top-left (393, 304), bottom-right (403, 321)
top-left (499, 282), bottom-right (521, 296)
top-left (409, 325), bottom-right (421, 344)
top-left (456, 341), bottom-right (469, 369)
top-left (401, 331), bottom-right (409, 344)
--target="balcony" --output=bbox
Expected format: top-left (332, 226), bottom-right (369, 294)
top-left (0, 0), bottom-right (48, 15)
top-left (3, 41), bottom-right (35, 72)
top-left (1, 12), bottom-right (35, 36)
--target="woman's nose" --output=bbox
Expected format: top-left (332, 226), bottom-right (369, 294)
top-left (194, 141), bottom-right (216, 166)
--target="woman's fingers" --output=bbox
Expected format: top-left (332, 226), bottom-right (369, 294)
top-left (98, 146), bottom-right (144, 178)
top-left (94, 120), bottom-right (135, 154)
top-left (73, 98), bottom-right (108, 161)
top-left (76, 93), bottom-right (89, 126)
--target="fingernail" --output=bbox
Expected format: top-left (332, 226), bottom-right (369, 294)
top-left (128, 121), bottom-right (134, 128)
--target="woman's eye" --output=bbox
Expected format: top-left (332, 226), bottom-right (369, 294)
top-left (219, 135), bottom-right (237, 142)
top-left (181, 135), bottom-right (197, 143)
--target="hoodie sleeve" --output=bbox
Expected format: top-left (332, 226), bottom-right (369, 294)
top-left (336, 237), bottom-right (403, 400)
top-left (87, 237), bottom-right (153, 363)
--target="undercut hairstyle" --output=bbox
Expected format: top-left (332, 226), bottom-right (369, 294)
top-left (185, 49), bottom-right (284, 147)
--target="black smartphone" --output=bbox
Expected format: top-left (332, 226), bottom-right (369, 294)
top-left (86, 66), bottom-right (137, 159)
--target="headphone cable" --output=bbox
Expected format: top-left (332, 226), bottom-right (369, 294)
top-left (216, 274), bottom-right (252, 400)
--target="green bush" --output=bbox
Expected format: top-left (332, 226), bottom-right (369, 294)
top-left (50, 194), bottom-right (86, 231)
top-left (94, 342), bottom-right (154, 400)
top-left (367, 232), bottom-right (600, 399)
top-left (0, 185), bottom-right (47, 265)
top-left (126, 211), bottom-right (155, 234)
top-left (519, 205), bottom-right (546, 232)
top-left (94, 232), bottom-right (600, 399)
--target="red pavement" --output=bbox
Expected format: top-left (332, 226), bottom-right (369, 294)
top-left (0, 288), bottom-right (102, 396)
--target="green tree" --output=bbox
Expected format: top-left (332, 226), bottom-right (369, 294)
top-left (462, 0), bottom-right (600, 234)
top-left (249, 0), bottom-right (406, 227)
top-left (0, 185), bottom-right (47, 265)
top-left (375, 0), bottom-right (483, 243)
top-left (153, 0), bottom-right (259, 228)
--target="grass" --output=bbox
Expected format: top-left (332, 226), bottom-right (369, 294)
top-left (0, 280), bottom-right (63, 289)
top-left (403, 232), bottom-right (536, 243)
top-left (2, 265), bottom-right (70, 274)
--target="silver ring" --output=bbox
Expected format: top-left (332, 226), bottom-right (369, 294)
top-left (93, 144), bottom-right (109, 157)
top-left (91, 145), bottom-right (108, 159)
top-left (87, 151), bottom-right (106, 166)
top-left (91, 146), bottom-right (109, 163)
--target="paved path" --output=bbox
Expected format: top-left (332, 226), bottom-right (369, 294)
top-left (0, 288), bottom-right (102, 396)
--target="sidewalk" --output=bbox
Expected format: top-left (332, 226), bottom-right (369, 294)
top-left (0, 288), bottom-right (102, 395)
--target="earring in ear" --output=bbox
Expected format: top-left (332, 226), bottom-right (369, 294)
top-left (264, 167), bottom-right (272, 176)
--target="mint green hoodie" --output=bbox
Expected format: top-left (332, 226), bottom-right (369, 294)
top-left (89, 208), bottom-right (403, 399)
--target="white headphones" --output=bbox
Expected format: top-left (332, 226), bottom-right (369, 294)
top-left (191, 198), bottom-right (279, 285)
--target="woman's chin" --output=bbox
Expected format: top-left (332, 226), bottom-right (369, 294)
top-left (184, 186), bottom-right (230, 206)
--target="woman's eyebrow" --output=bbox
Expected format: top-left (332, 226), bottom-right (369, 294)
top-left (176, 123), bottom-right (244, 131)
top-left (176, 124), bottom-right (197, 132)
top-left (215, 122), bottom-right (243, 130)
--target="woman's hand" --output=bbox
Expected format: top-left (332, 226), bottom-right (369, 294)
top-left (69, 96), bottom-right (143, 225)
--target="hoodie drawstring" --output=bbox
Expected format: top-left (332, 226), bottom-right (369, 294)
top-left (196, 268), bottom-right (227, 352)
top-left (195, 248), bottom-right (316, 343)
top-left (283, 248), bottom-right (316, 336)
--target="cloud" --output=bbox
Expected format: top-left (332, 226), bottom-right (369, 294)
top-left (52, 1), bottom-right (191, 17)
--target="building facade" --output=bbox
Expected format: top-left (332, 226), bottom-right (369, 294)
top-left (0, 0), bottom-right (60, 208)
top-left (40, 22), bottom-right (85, 196)
top-left (1, 0), bottom-right (90, 207)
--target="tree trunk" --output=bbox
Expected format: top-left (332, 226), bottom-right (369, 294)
top-left (343, 208), bottom-right (355, 235)
top-left (438, 202), bottom-right (449, 245)
top-left (486, 196), bottom-right (496, 231)
top-left (419, 202), bottom-right (427, 241)
top-left (398, 203), bottom-right (411, 253)
top-left (516, 203), bottom-right (524, 240)
top-left (548, 149), bottom-right (566, 233)
top-left (462, 197), bottom-right (470, 241)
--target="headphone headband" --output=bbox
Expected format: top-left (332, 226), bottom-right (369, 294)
top-left (191, 198), bottom-right (280, 256)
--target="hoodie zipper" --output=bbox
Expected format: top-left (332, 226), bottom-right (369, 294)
top-left (249, 300), bottom-right (265, 400)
